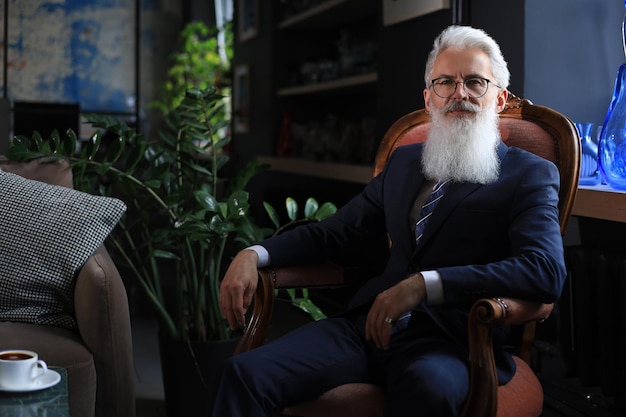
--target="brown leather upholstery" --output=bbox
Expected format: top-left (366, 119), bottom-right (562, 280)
top-left (236, 93), bottom-right (581, 417)
top-left (285, 383), bottom-right (385, 417)
top-left (0, 156), bottom-right (74, 188)
top-left (0, 158), bottom-right (135, 417)
top-left (280, 357), bottom-right (541, 417)
top-left (497, 357), bottom-right (544, 417)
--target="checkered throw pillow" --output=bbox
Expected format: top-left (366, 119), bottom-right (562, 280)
top-left (0, 169), bottom-right (126, 329)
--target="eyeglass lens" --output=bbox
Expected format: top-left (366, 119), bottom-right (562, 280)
top-left (432, 78), bottom-right (489, 98)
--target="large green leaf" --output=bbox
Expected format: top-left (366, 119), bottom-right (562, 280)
top-left (87, 131), bottom-right (103, 161)
top-left (63, 129), bottom-right (78, 156)
top-left (304, 198), bottom-right (319, 218)
top-left (294, 299), bottom-right (326, 321)
top-left (314, 202), bottom-right (338, 220)
top-left (189, 162), bottom-right (213, 177)
top-left (106, 135), bottom-right (126, 164)
top-left (49, 130), bottom-right (61, 153)
top-left (263, 202), bottom-right (280, 229)
top-left (153, 249), bottom-right (181, 260)
top-left (125, 141), bottom-right (147, 172)
top-left (286, 197), bottom-right (298, 221)
top-left (5, 138), bottom-right (44, 161)
top-left (227, 190), bottom-right (250, 219)
top-left (195, 190), bottom-right (220, 212)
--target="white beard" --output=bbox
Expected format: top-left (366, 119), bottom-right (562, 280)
top-left (422, 99), bottom-right (501, 184)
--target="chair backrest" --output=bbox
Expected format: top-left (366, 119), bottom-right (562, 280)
top-left (373, 93), bottom-right (581, 236)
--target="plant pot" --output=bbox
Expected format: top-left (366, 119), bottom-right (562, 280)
top-left (158, 335), bottom-right (239, 417)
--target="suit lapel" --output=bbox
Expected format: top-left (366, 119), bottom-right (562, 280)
top-left (390, 150), bottom-right (427, 250)
top-left (413, 181), bottom-right (480, 252)
top-left (412, 141), bottom-right (509, 255)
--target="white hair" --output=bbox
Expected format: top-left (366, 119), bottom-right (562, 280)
top-left (424, 25), bottom-right (510, 89)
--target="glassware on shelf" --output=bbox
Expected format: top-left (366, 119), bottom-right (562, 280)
top-left (597, 1), bottom-right (626, 190)
top-left (598, 64), bottom-right (626, 190)
top-left (575, 122), bottom-right (601, 186)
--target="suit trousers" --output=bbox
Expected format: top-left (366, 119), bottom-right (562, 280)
top-left (212, 312), bottom-right (470, 417)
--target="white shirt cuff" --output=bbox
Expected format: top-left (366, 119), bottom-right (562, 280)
top-left (246, 245), bottom-right (270, 267)
top-left (421, 270), bottom-right (444, 304)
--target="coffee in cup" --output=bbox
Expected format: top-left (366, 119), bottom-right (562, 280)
top-left (0, 350), bottom-right (48, 390)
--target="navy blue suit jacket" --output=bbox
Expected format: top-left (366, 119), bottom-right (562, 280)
top-left (262, 141), bottom-right (567, 383)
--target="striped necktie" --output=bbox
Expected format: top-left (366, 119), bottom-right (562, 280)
top-left (391, 180), bottom-right (451, 335)
top-left (415, 179), bottom-right (451, 244)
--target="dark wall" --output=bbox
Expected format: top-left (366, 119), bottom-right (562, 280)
top-left (376, 9), bottom-right (455, 138)
top-left (230, 1), bottom-right (277, 171)
top-left (467, 0), bottom-right (525, 96)
top-left (183, 0), bottom-right (216, 25)
top-left (525, 0), bottom-right (623, 127)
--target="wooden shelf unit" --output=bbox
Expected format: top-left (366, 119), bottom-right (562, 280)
top-left (277, 72), bottom-right (377, 97)
top-left (572, 185), bottom-right (626, 223)
top-left (257, 156), bottom-right (373, 184)
top-left (273, 0), bottom-right (379, 181)
top-left (278, 0), bottom-right (377, 30)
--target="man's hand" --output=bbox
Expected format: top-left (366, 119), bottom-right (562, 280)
top-left (220, 249), bottom-right (259, 331)
top-left (365, 273), bottom-right (427, 350)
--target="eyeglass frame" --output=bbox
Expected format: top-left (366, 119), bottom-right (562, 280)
top-left (429, 76), bottom-right (502, 99)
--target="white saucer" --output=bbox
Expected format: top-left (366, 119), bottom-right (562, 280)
top-left (0, 369), bottom-right (61, 392)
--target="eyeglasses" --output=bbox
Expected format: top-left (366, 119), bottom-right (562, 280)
top-left (430, 77), bottom-right (501, 99)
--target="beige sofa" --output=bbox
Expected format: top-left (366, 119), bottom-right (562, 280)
top-left (0, 157), bottom-right (135, 417)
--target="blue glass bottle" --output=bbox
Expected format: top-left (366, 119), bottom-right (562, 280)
top-left (576, 123), bottom-right (601, 185)
top-left (598, 1), bottom-right (626, 189)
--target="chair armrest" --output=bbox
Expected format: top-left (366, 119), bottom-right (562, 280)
top-left (234, 263), bottom-right (346, 355)
top-left (461, 298), bottom-right (553, 417)
top-left (74, 245), bottom-right (135, 417)
top-left (269, 263), bottom-right (346, 289)
top-left (491, 298), bottom-right (553, 326)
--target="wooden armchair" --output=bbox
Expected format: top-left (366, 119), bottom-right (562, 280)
top-left (234, 94), bottom-right (581, 417)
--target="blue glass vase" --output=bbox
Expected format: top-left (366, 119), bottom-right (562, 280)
top-left (598, 63), bottom-right (626, 190)
top-left (576, 122), bottom-right (601, 185)
top-left (598, 1), bottom-right (626, 189)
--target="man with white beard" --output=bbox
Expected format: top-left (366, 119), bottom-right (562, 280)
top-left (214, 25), bottom-right (566, 417)
top-left (423, 98), bottom-right (500, 184)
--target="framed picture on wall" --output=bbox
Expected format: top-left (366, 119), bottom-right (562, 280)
top-left (233, 64), bottom-right (251, 133)
top-left (383, 0), bottom-right (450, 26)
top-left (238, 0), bottom-right (259, 42)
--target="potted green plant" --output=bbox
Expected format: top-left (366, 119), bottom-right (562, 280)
top-left (150, 21), bottom-right (232, 129)
top-left (6, 87), bottom-right (336, 416)
top-left (7, 88), bottom-right (247, 339)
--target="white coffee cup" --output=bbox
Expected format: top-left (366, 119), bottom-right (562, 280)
top-left (0, 350), bottom-right (48, 390)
